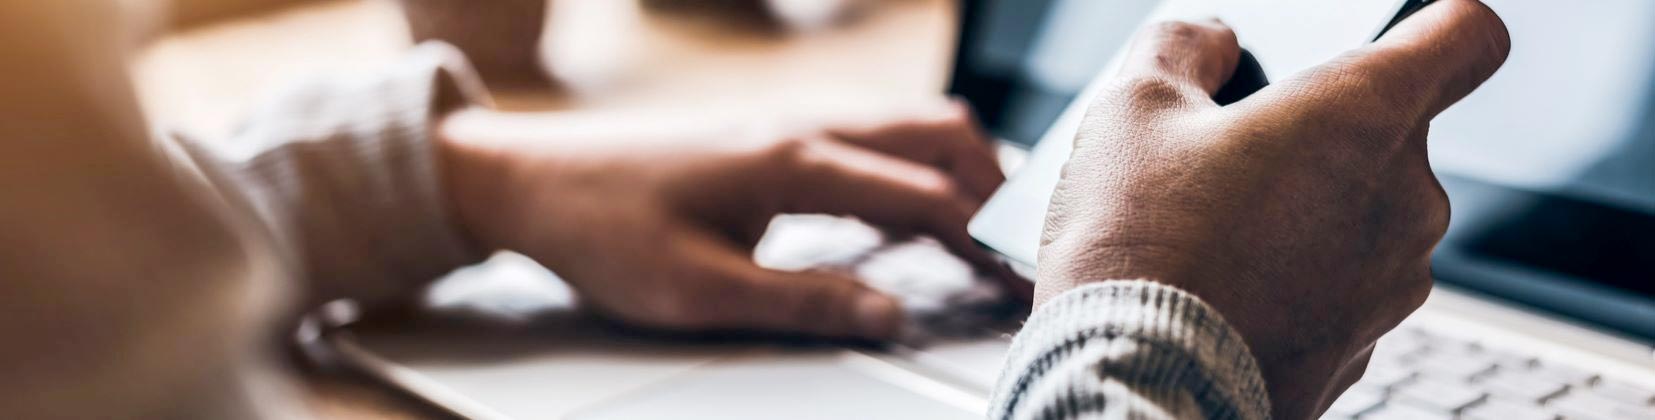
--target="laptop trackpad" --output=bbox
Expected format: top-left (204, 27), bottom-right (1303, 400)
top-left (569, 351), bottom-right (982, 420)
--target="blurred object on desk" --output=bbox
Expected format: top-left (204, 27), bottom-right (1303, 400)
top-left (641, 0), bottom-right (877, 33)
top-left (398, 0), bottom-right (550, 87)
top-left (135, 0), bottom-right (954, 142)
top-left (134, 0), bottom-right (414, 140)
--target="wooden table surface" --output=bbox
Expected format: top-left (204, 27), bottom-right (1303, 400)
top-left (134, 0), bottom-right (955, 417)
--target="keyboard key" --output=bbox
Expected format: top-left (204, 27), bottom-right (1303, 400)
top-left (1531, 364), bottom-right (1600, 387)
top-left (1462, 398), bottom-right (1557, 420)
top-left (1487, 348), bottom-right (1540, 370)
top-left (1590, 380), bottom-right (1655, 406)
top-left (1394, 326), bottom-right (1432, 339)
top-left (1395, 377), bottom-right (1489, 414)
top-left (1549, 392), bottom-right (1655, 420)
top-left (1416, 354), bottom-right (1498, 382)
top-left (1354, 367), bottom-right (1417, 393)
top-left (1413, 332), bottom-right (1474, 353)
top-left (1324, 389), bottom-right (1383, 418)
top-left (1364, 326), bottom-right (1643, 420)
top-left (1482, 370), bottom-right (1571, 403)
top-left (1362, 402), bottom-right (1456, 420)
top-left (1436, 339), bottom-right (1491, 358)
top-left (1373, 335), bottom-right (1427, 362)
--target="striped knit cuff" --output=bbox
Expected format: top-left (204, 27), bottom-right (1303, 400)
top-left (179, 42), bottom-right (493, 307)
top-left (988, 280), bottom-right (1271, 420)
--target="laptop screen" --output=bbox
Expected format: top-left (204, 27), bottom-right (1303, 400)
top-left (949, 0), bottom-right (1655, 338)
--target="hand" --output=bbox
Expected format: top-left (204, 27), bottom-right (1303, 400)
top-left (1034, 1), bottom-right (1508, 418)
top-left (438, 102), bottom-right (1012, 341)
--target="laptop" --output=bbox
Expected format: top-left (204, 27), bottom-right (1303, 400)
top-left (303, 1), bottom-right (1655, 419)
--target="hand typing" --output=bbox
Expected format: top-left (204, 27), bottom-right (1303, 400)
top-left (438, 102), bottom-right (1015, 341)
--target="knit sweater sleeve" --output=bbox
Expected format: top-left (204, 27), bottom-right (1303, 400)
top-left (174, 42), bottom-right (492, 307)
top-left (989, 280), bottom-right (1273, 420)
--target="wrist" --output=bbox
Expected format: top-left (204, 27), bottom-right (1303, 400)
top-left (1036, 259), bottom-right (1353, 419)
top-left (435, 108), bottom-right (525, 255)
top-left (1256, 349), bottom-right (1352, 420)
top-left (1017, 282), bottom-right (1276, 419)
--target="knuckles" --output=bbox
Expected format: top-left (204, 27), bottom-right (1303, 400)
top-left (1150, 20), bottom-right (1208, 41)
top-left (1091, 76), bottom-right (1192, 118)
top-left (908, 170), bottom-right (964, 204)
top-left (764, 135), bottom-right (827, 179)
top-left (1143, 20), bottom-right (1234, 48)
top-left (766, 135), bottom-right (816, 163)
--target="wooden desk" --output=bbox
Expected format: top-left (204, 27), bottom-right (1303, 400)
top-left (134, 1), bottom-right (955, 417)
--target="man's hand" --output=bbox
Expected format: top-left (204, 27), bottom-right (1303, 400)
top-left (1035, 1), bottom-right (1509, 418)
top-left (438, 103), bottom-right (1011, 341)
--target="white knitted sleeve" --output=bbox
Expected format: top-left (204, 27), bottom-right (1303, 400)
top-left (989, 280), bottom-right (1272, 420)
top-left (176, 42), bottom-right (492, 307)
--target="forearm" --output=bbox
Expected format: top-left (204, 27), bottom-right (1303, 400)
top-left (990, 281), bottom-right (1271, 420)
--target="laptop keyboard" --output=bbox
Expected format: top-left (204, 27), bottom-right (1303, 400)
top-left (1323, 327), bottom-right (1655, 420)
top-left (753, 215), bottom-right (1655, 419)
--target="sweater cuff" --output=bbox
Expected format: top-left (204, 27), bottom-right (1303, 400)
top-left (989, 280), bottom-right (1271, 420)
top-left (178, 42), bottom-right (493, 307)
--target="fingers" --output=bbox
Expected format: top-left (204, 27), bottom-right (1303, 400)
top-left (1108, 19), bottom-right (1242, 109)
top-left (774, 136), bottom-right (1029, 299)
top-left (1265, 0), bottom-right (1510, 121)
top-left (616, 228), bottom-right (902, 340)
top-left (767, 138), bottom-right (1003, 272)
top-left (708, 253), bottom-right (905, 340)
top-left (825, 101), bottom-right (1006, 202)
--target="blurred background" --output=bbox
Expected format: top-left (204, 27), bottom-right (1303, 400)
top-left (134, 0), bottom-right (957, 141)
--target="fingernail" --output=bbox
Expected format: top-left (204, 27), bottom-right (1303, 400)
top-left (853, 293), bottom-right (902, 339)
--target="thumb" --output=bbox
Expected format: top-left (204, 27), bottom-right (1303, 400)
top-left (1267, 0), bottom-right (1511, 121)
top-left (1371, 0), bottom-right (1511, 118)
